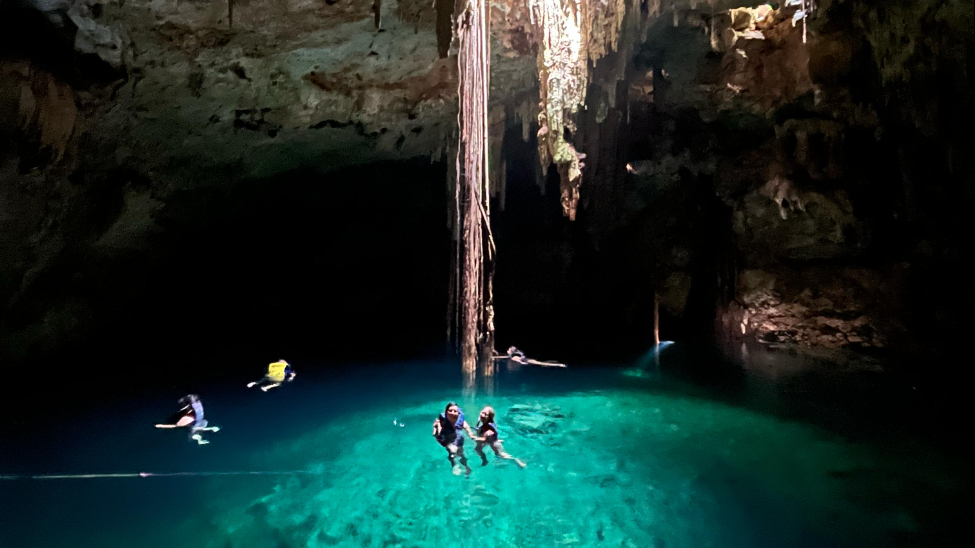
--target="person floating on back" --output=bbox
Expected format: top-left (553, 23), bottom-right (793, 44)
top-left (432, 402), bottom-right (476, 476)
top-left (497, 346), bottom-right (567, 370)
top-left (247, 359), bottom-right (296, 392)
top-left (154, 394), bottom-right (220, 445)
top-left (507, 346), bottom-right (526, 363)
top-left (474, 406), bottom-right (526, 468)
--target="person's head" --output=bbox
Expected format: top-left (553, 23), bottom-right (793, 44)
top-left (443, 402), bottom-right (461, 424)
top-left (279, 359), bottom-right (288, 365)
top-left (507, 346), bottom-right (517, 355)
top-left (178, 394), bottom-right (199, 407)
top-left (479, 406), bottom-right (495, 424)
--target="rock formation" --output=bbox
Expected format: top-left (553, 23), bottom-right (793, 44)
top-left (1, 0), bottom-right (971, 377)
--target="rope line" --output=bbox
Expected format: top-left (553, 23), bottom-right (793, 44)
top-left (0, 470), bottom-right (314, 481)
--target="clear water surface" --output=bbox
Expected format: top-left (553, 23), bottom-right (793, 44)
top-left (1, 354), bottom-right (971, 548)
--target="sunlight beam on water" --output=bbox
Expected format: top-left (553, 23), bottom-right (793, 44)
top-left (622, 341), bottom-right (676, 378)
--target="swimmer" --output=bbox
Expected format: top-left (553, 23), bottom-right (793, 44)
top-left (247, 359), bottom-right (296, 392)
top-left (506, 346), bottom-right (527, 365)
top-left (496, 346), bottom-right (567, 370)
top-left (154, 394), bottom-right (220, 445)
top-left (432, 402), bottom-right (476, 476)
top-left (474, 406), bottom-right (526, 468)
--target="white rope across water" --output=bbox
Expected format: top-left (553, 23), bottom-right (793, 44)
top-left (0, 470), bottom-right (315, 480)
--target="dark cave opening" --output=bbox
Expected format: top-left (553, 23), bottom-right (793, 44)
top-left (4, 131), bottom-right (739, 402)
top-left (490, 122), bottom-right (736, 366)
top-left (10, 160), bottom-right (454, 392)
top-left (128, 161), bottom-right (453, 360)
top-left (36, 133), bottom-right (741, 374)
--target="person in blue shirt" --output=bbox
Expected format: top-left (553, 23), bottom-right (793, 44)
top-left (474, 406), bottom-right (526, 468)
top-left (432, 402), bottom-right (476, 476)
top-left (154, 394), bottom-right (220, 445)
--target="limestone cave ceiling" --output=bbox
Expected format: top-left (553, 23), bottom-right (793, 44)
top-left (1, 0), bottom-right (776, 180)
top-left (4, 0), bottom-right (521, 177)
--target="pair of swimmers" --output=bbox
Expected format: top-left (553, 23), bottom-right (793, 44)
top-left (432, 402), bottom-right (526, 476)
top-left (154, 359), bottom-right (296, 445)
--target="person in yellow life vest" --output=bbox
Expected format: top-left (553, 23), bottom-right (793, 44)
top-left (247, 359), bottom-right (296, 392)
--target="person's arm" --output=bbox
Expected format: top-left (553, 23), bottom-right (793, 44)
top-left (475, 429), bottom-right (501, 442)
top-left (527, 359), bottom-right (567, 368)
top-left (432, 418), bottom-right (441, 437)
top-left (156, 414), bottom-right (194, 428)
top-left (464, 422), bottom-right (477, 439)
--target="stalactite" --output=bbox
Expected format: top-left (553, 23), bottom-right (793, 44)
top-left (488, 108), bottom-right (506, 206)
top-left (536, 0), bottom-right (654, 241)
top-left (33, 75), bottom-right (76, 161)
top-left (528, 0), bottom-right (586, 219)
top-left (4, 62), bottom-right (77, 165)
top-left (527, 0), bottom-right (650, 220)
top-left (517, 97), bottom-right (533, 142)
top-left (509, 96), bottom-right (548, 194)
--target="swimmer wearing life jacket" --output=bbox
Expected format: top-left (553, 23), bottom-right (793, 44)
top-left (247, 359), bottom-right (296, 392)
top-left (474, 406), bottom-right (526, 468)
top-left (154, 394), bottom-right (220, 445)
top-left (432, 402), bottom-right (476, 476)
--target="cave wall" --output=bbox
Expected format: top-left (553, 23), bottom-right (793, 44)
top-left (592, 0), bottom-right (973, 371)
top-left (486, 0), bottom-right (971, 371)
top-left (0, 0), bottom-right (492, 363)
top-left (1, 0), bottom-right (972, 371)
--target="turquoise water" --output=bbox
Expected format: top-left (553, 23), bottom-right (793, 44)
top-left (1, 359), bottom-right (971, 547)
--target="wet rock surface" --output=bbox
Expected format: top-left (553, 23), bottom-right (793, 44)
top-left (613, 0), bottom-right (971, 373)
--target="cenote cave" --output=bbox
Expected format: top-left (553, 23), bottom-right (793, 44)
top-left (1, 0), bottom-right (972, 546)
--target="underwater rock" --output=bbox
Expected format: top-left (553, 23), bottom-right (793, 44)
top-left (506, 403), bottom-right (566, 436)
